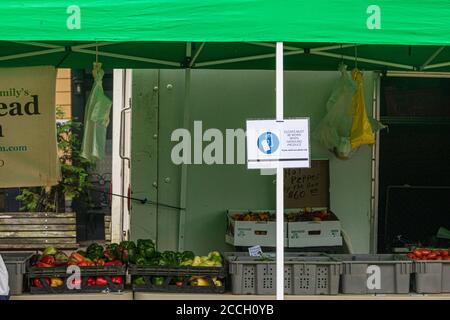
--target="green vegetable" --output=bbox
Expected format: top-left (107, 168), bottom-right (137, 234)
top-left (137, 239), bottom-right (156, 259)
top-left (42, 246), bottom-right (58, 256)
top-left (135, 255), bottom-right (146, 266)
top-left (152, 276), bottom-right (165, 286)
top-left (116, 241), bottom-right (137, 263)
top-left (181, 251), bottom-right (195, 262)
top-left (133, 276), bottom-right (146, 286)
top-left (161, 251), bottom-right (178, 266)
top-left (86, 243), bottom-right (104, 260)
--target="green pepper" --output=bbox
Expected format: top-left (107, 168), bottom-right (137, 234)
top-left (135, 255), bottom-right (147, 266)
top-left (137, 239), bottom-right (156, 259)
top-left (181, 251), bottom-right (195, 262)
top-left (152, 276), bottom-right (165, 286)
top-left (161, 251), bottom-right (178, 266)
top-left (86, 243), bottom-right (104, 260)
top-left (133, 276), bottom-right (146, 286)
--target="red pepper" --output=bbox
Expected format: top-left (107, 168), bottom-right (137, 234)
top-left (70, 252), bottom-right (86, 264)
top-left (40, 255), bottom-right (55, 266)
top-left (96, 276), bottom-right (108, 286)
top-left (175, 281), bottom-right (183, 287)
top-left (112, 276), bottom-right (123, 285)
top-left (36, 262), bottom-right (53, 268)
top-left (95, 258), bottom-right (105, 266)
top-left (105, 260), bottom-right (122, 267)
top-left (33, 278), bottom-right (50, 288)
top-left (87, 277), bottom-right (96, 286)
top-left (68, 277), bottom-right (83, 288)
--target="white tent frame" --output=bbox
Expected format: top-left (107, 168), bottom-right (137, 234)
top-left (2, 41), bottom-right (449, 72)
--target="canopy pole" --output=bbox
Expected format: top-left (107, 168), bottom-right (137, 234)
top-left (275, 41), bottom-right (284, 301)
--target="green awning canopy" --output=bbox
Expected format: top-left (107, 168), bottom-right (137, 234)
top-left (0, 1), bottom-right (449, 70)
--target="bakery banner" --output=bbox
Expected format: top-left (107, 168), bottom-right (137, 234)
top-left (0, 66), bottom-right (60, 188)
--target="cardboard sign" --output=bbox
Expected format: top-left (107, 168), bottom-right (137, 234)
top-left (0, 66), bottom-right (59, 187)
top-left (246, 118), bottom-right (310, 169)
top-left (284, 160), bottom-right (330, 208)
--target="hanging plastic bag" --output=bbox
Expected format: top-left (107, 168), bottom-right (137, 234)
top-left (350, 68), bottom-right (375, 149)
top-left (0, 254), bottom-right (9, 298)
top-left (313, 63), bottom-right (356, 159)
top-left (314, 65), bottom-right (385, 159)
top-left (81, 63), bottom-right (113, 162)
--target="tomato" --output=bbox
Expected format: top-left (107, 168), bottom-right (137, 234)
top-left (427, 253), bottom-right (437, 260)
top-left (439, 250), bottom-right (448, 257)
top-left (431, 250), bottom-right (441, 256)
top-left (407, 253), bottom-right (415, 260)
top-left (420, 249), bottom-right (431, 256)
top-left (413, 250), bottom-right (423, 258)
top-left (443, 257), bottom-right (450, 260)
top-left (175, 281), bottom-right (184, 287)
top-left (435, 256), bottom-right (443, 260)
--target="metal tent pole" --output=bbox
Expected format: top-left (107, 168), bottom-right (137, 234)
top-left (275, 41), bottom-right (284, 301)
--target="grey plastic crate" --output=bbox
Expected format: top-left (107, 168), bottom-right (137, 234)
top-left (330, 254), bottom-right (412, 294)
top-left (413, 260), bottom-right (450, 293)
top-left (1, 251), bottom-right (34, 295)
top-left (226, 252), bottom-right (341, 295)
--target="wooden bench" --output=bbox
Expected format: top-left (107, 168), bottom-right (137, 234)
top-left (0, 212), bottom-right (78, 250)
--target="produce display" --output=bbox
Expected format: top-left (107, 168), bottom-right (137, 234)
top-left (231, 208), bottom-right (334, 222)
top-left (232, 212), bottom-right (273, 221)
top-left (407, 248), bottom-right (450, 260)
top-left (286, 208), bottom-right (333, 222)
top-left (128, 240), bottom-right (225, 292)
top-left (29, 243), bottom-right (127, 291)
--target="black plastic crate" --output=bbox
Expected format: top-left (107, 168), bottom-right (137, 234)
top-left (129, 264), bottom-right (226, 294)
top-left (28, 265), bottom-right (126, 294)
top-left (28, 265), bottom-right (126, 277)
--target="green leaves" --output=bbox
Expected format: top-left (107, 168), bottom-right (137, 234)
top-left (16, 107), bottom-right (95, 212)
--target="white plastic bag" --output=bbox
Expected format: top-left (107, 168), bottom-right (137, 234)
top-left (0, 254), bottom-right (9, 297)
top-left (313, 64), bottom-right (356, 159)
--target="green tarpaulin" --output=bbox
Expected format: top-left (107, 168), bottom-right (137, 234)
top-left (0, 1), bottom-right (448, 70)
top-left (1, 1), bottom-right (450, 44)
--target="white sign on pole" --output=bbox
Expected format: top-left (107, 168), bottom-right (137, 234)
top-left (246, 118), bottom-right (310, 169)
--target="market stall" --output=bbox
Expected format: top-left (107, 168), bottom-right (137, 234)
top-left (0, 1), bottom-right (450, 300)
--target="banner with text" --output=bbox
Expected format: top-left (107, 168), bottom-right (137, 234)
top-left (0, 66), bottom-right (59, 187)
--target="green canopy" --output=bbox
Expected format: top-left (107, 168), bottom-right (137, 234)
top-left (0, 1), bottom-right (448, 71)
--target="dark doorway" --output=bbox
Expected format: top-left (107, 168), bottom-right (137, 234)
top-left (378, 76), bottom-right (450, 252)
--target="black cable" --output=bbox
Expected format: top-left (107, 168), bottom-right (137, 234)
top-left (61, 183), bottom-right (186, 211)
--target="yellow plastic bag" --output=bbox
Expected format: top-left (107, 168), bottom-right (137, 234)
top-left (350, 68), bottom-right (375, 149)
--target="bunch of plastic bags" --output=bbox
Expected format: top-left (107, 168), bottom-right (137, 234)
top-left (313, 64), bottom-right (384, 159)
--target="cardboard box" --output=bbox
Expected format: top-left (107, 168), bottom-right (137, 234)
top-left (284, 160), bottom-right (343, 248)
top-left (226, 210), bottom-right (288, 247)
top-left (286, 209), bottom-right (342, 247)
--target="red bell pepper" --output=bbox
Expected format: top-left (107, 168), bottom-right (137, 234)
top-left (112, 276), bottom-right (123, 285)
top-left (40, 255), bottom-right (55, 266)
top-left (36, 262), bottom-right (54, 268)
top-left (87, 277), bottom-right (96, 286)
top-left (105, 260), bottom-right (123, 267)
top-left (96, 276), bottom-right (108, 286)
top-left (94, 258), bottom-right (105, 266)
top-left (33, 278), bottom-right (50, 288)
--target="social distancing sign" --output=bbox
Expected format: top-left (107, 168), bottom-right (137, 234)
top-left (246, 119), bottom-right (310, 169)
top-left (0, 66), bottom-right (59, 187)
